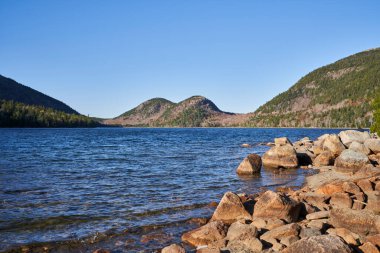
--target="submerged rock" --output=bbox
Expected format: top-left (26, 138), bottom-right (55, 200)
top-left (262, 144), bottom-right (298, 169)
top-left (236, 154), bottom-right (262, 175)
top-left (253, 190), bottom-right (301, 223)
top-left (211, 192), bottom-right (251, 224)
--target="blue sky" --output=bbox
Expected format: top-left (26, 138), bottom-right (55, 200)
top-left (1, 1), bottom-right (379, 118)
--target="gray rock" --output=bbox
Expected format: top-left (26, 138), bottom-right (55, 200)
top-left (334, 149), bottom-right (370, 172)
top-left (364, 139), bottom-right (380, 154)
top-left (339, 130), bottom-right (370, 146)
top-left (349, 141), bottom-right (371, 155)
top-left (226, 221), bottom-right (258, 241)
top-left (282, 235), bottom-right (352, 253)
top-left (299, 227), bottom-right (322, 238)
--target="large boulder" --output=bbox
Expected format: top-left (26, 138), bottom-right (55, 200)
top-left (161, 244), bottom-right (185, 253)
top-left (339, 130), bottom-right (370, 146)
top-left (181, 221), bottom-right (228, 247)
top-left (323, 134), bottom-right (346, 156)
top-left (262, 144), bottom-right (298, 169)
top-left (211, 192), bottom-right (252, 224)
top-left (334, 149), bottom-right (370, 172)
top-left (329, 208), bottom-right (380, 236)
top-left (236, 154), bottom-right (262, 175)
top-left (365, 139), bottom-right (380, 154)
top-left (253, 190), bottom-right (301, 223)
top-left (282, 235), bottom-right (352, 253)
top-left (313, 151), bottom-right (335, 167)
top-left (349, 141), bottom-right (371, 155)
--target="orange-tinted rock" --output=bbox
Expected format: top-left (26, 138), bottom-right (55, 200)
top-left (314, 151), bottom-right (335, 167)
top-left (161, 244), bottom-right (186, 253)
top-left (342, 181), bottom-right (361, 194)
top-left (365, 191), bottom-right (380, 213)
top-left (359, 242), bottom-right (379, 253)
top-left (330, 208), bottom-right (380, 236)
top-left (236, 154), bottom-right (262, 175)
top-left (181, 221), bottom-right (228, 247)
top-left (328, 228), bottom-right (361, 245)
top-left (315, 183), bottom-right (344, 195)
top-left (352, 192), bottom-right (366, 210)
top-left (330, 192), bottom-right (353, 209)
top-left (365, 234), bottom-right (380, 248)
top-left (211, 192), bottom-right (251, 224)
top-left (356, 179), bottom-right (374, 192)
top-left (253, 190), bottom-right (301, 223)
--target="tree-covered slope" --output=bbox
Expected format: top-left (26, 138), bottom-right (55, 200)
top-left (247, 48), bottom-right (380, 128)
top-left (0, 100), bottom-right (99, 127)
top-left (105, 96), bottom-right (234, 127)
top-left (0, 75), bottom-right (78, 114)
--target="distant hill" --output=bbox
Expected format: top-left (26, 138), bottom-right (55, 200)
top-left (0, 74), bottom-right (100, 127)
top-left (0, 74), bottom-right (78, 114)
top-left (247, 48), bottom-right (380, 128)
top-left (104, 96), bottom-right (237, 127)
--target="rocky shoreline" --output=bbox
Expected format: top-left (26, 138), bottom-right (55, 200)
top-left (161, 130), bottom-right (380, 253)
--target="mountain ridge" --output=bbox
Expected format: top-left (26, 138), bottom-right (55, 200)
top-left (246, 47), bottom-right (380, 128)
top-left (104, 95), bottom-right (237, 127)
top-left (0, 74), bottom-right (78, 114)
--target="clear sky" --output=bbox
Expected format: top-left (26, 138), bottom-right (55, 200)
top-left (1, 1), bottom-right (379, 118)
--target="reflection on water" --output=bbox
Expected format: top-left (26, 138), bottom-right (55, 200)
top-left (0, 128), bottom-right (342, 252)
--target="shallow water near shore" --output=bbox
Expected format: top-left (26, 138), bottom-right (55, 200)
top-left (0, 128), bottom-right (343, 252)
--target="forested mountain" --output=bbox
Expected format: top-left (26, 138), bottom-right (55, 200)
top-left (0, 100), bottom-right (99, 127)
top-left (0, 75), bottom-right (99, 127)
top-left (104, 96), bottom-right (236, 127)
top-left (0, 75), bottom-right (78, 114)
top-left (246, 48), bottom-right (380, 128)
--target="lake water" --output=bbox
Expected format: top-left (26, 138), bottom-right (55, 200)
top-left (0, 128), bottom-right (343, 252)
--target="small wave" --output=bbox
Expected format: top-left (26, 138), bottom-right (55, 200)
top-left (0, 215), bottom-right (108, 232)
top-left (133, 202), bottom-right (210, 218)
